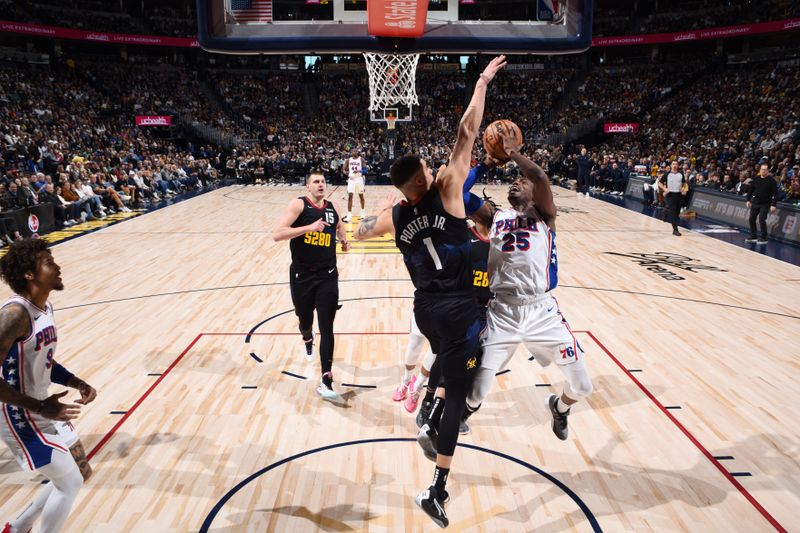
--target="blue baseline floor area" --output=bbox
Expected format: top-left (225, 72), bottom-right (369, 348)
top-left (581, 189), bottom-right (800, 267)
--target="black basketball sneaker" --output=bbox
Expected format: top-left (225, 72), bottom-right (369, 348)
top-left (417, 423), bottom-right (438, 462)
top-left (414, 486), bottom-right (450, 528)
top-left (548, 394), bottom-right (570, 440)
top-left (416, 399), bottom-right (433, 429)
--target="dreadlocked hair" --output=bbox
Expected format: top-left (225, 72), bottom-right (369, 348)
top-left (482, 188), bottom-right (501, 211)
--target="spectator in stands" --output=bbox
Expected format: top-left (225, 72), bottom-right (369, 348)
top-left (3, 182), bottom-right (31, 210)
top-left (59, 181), bottom-right (96, 222)
top-left (39, 182), bottom-right (75, 228)
top-left (75, 178), bottom-right (106, 218)
top-left (721, 173), bottom-right (736, 192)
top-left (786, 176), bottom-right (800, 202)
top-left (19, 177), bottom-right (39, 205)
top-left (735, 171), bottom-right (752, 196)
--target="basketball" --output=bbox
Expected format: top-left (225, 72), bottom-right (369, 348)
top-left (483, 119), bottom-right (523, 161)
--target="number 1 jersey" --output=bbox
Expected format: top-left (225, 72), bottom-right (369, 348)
top-left (392, 187), bottom-right (472, 296)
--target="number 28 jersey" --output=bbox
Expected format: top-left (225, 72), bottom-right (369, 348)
top-left (393, 187), bottom-right (472, 296)
top-left (488, 207), bottom-right (558, 298)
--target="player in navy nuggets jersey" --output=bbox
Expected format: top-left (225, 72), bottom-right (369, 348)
top-left (273, 172), bottom-right (350, 402)
top-left (0, 239), bottom-right (97, 533)
top-left (464, 132), bottom-right (593, 442)
top-left (355, 55), bottom-right (507, 528)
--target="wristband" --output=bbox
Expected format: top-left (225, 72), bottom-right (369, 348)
top-left (51, 363), bottom-right (75, 386)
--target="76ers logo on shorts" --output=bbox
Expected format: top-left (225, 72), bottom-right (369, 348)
top-left (559, 344), bottom-right (576, 361)
top-left (28, 214), bottom-right (40, 233)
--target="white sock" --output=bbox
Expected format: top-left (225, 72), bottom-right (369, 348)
top-left (402, 367), bottom-right (412, 383)
top-left (347, 211), bottom-right (352, 220)
top-left (36, 451), bottom-right (84, 533)
top-left (411, 373), bottom-right (425, 393)
top-left (556, 397), bottom-right (571, 413)
top-left (360, 208), bottom-right (366, 218)
top-left (11, 482), bottom-right (53, 532)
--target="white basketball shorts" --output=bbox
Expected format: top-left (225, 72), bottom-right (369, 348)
top-left (481, 293), bottom-right (583, 372)
top-left (1, 409), bottom-right (80, 471)
top-left (347, 174), bottom-right (364, 194)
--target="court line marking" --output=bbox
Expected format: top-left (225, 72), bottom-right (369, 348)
top-left (83, 329), bottom-right (787, 532)
top-left (197, 438), bottom-right (602, 533)
top-left (55, 283), bottom-right (799, 321)
top-left (580, 330), bottom-right (786, 533)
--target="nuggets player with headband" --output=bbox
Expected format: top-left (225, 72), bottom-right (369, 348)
top-left (344, 149), bottom-right (366, 223)
top-left (355, 55), bottom-right (507, 528)
top-left (465, 132), bottom-right (593, 441)
top-left (0, 239), bottom-right (97, 533)
top-left (273, 172), bottom-right (350, 401)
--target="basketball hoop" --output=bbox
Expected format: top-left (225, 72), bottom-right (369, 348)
top-left (363, 53), bottom-right (420, 113)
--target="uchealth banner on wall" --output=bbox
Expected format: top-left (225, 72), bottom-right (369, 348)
top-left (604, 123), bottom-right (640, 134)
top-left (0, 20), bottom-right (199, 47)
top-left (592, 18), bottom-right (800, 47)
top-left (136, 115), bottom-right (172, 127)
top-left (367, 1), bottom-right (429, 38)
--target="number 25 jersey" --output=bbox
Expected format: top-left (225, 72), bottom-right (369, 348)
top-left (488, 207), bottom-right (558, 298)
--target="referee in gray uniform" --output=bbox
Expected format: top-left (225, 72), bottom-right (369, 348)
top-left (658, 160), bottom-right (686, 236)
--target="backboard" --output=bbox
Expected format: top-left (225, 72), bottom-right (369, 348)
top-left (197, 0), bottom-right (593, 55)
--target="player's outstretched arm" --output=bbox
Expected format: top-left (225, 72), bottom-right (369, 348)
top-left (438, 56), bottom-right (506, 217)
top-left (354, 193), bottom-right (396, 240)
top-left (505, 137), bottom-right (557, 227)
top-left (272, 198), bottom-right (328, 241)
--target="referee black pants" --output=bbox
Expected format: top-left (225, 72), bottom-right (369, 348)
top-left (290, 266), bottom-right (339, 375)
top-left (666, 192), bottom-right (682, 231)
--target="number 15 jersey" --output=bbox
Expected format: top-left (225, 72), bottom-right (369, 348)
top-left (488, 207), bottom-right (558, 299)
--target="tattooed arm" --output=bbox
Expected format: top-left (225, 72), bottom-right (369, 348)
top-left (69, 439), bottom-right (93, 481)
top-left (354, 193), bottom-right (397, 240)
top-left (0, 304), bottom-right (80, 420)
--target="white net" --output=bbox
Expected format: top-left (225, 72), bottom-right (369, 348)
top-left (363, 52), bottom-right (420, 112)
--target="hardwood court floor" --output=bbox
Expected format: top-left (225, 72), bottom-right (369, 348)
top-left (0, 184), bottom-right (797, 532)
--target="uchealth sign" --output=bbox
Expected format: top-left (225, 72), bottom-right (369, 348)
top-left (136, 115), bottom-right (172, 127)
top-left (604, 123), bottom-right (640, 134)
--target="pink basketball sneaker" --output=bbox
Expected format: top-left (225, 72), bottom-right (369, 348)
top-left (404, 375), bottom-right (421, 413)
top-left (391, 378), bottom-right (408, 401)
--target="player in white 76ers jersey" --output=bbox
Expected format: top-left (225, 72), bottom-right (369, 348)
top-left (465, 135), bottom-right (592, 441)
top-left (0, 239), bottom-right (97, 533)
top-left (344, 149), bottom-right (366, 222)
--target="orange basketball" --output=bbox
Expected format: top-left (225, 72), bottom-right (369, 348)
top-left (483, 119), bottom-right (523, 161)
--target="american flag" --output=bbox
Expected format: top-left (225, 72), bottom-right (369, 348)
top-left (230, 0), bottom-right (273, 22)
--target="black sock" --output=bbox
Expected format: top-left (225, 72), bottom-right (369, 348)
top-left (464, 403), bottom-right (481, 421)
top-left (428, 397), bottom-right (445, 431)
top-left (432, 466), bottom-right (449, 498)
top-left (423, 387), bottom-right (436, 404)
top-left (301, 328), bottom-right (313, 343)
top-left (322, 372), bottom-right (333, 388)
